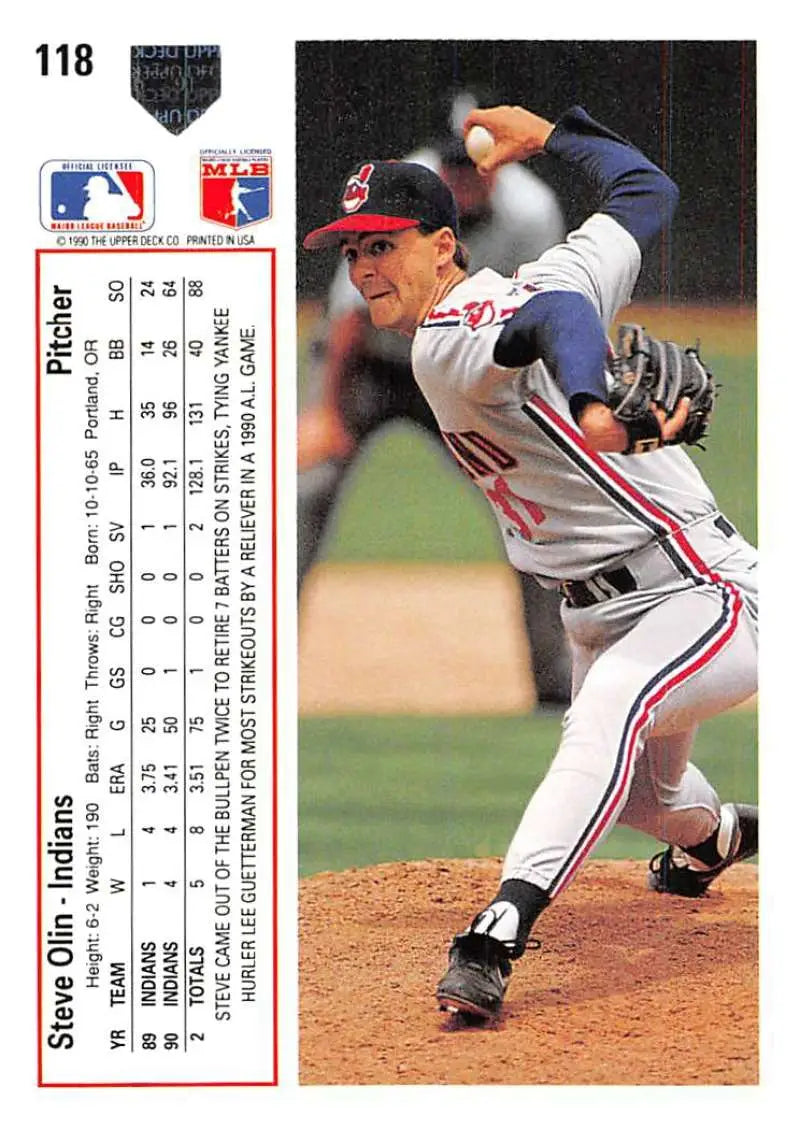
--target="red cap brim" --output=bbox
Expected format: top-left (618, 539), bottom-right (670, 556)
top-left (302, 214), bottom-right (420, 251)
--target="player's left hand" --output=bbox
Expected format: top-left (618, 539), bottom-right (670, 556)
top-left (655, 396), bottom-right (691, 444)
top-left (578, 396), bottom-right (691, 453)
top-left (606, 325), bottom-right (717, 454)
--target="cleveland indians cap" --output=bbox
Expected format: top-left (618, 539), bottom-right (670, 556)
top-left (303, 160), bottom-right (459, 250)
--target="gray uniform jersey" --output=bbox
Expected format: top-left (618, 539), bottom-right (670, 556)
top-left (411, 212), bottom-right (717, 582)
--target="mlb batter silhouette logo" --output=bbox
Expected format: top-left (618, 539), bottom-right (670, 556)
top-left (40, 160), bottom-right (154, 230)
top-left (200, 151), bottom-right (272, 229)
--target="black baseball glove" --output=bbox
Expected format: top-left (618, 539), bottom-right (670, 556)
top-left (607, 324), bottom-right (716, 454)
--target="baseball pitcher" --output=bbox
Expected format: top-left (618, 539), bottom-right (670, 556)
top-left (303, 103), bottom-right (758, 1020)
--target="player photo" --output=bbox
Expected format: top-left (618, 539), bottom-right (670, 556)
top-left (296, 39), bottom-right (757, 1086)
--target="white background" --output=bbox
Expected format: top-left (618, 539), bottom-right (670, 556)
top-left (3, 2), bottom-right (796, 1124)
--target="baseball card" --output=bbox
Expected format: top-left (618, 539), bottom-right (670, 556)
top-left (5, 3), bottom-right (793, 1123)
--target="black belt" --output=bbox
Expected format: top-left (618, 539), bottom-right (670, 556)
top-left (560, 515), bottom-right (737, 609)
top-left (713, 514), bottom-right (736, 538)
top-left (560, 566), bottom-right (637, 608)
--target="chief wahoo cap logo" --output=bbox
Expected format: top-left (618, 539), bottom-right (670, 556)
top-left (341, 163), bottom-right (375, 214)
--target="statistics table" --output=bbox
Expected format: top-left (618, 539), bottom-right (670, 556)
top-left (37, 249), bottom-right (276, 1085)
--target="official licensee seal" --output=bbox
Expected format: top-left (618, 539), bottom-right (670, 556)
top-left (40, 160), bottom-right (155, 232)
top-left (200, 150), bottom-right (272, 229)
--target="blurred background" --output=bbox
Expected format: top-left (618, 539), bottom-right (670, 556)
top-left (296, 41), bottom-right (757, 877)
top-left (298, 41), bottom-right (755, 305)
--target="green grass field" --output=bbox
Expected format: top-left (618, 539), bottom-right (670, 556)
top-left (299, 711), bottom-right (757, 876)
top-left (299, 316), bottom-right (757, 877)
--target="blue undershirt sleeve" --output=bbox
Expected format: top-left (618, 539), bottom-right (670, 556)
top-left (494, 290), bottom-right (608, 420)
top-left (544, 106), bottom-right (679, 249)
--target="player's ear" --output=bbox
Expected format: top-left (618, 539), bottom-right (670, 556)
top-left (432, 226), bottom-right (457, 268)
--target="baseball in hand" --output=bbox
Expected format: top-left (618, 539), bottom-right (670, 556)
top-left (465, 125), bottom-right (494, 164)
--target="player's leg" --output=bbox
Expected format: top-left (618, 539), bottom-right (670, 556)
top-left (619, 731), bottom-right (758, 897)
top-left (502, 582), bottom-right (756, 898)
top-left (436, 580), bottom-right (756, 1016)
top-left (617, 728), bottom-right (715, 844)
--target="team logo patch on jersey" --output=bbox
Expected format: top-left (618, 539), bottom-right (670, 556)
top-left (341, 163), bottom-right (375, 214)
top-left (200, 150), bottom-right (272, 229)
top-left (40, 160), bottom-right (154, 231)
top-left (462, 300), bottom-right (497, 330)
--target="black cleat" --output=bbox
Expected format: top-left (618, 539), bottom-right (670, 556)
top-left (435, 931), bottom-right (512, 1019)
top-left (648, 803), bottom-right (758, 897)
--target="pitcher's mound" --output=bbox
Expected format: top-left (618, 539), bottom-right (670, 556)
top-left (299, 857), bottom-right (758, 1085)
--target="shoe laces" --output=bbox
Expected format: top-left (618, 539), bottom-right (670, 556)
top-left (454, 929), bottom-right (543, 966)
top-left (486, 935), bottom-right (543, 962)
top-left (649, 847), bottom-right (682, 875)
top-left (509, 936), bottom-right (542, 960)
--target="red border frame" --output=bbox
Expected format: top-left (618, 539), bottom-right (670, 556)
top-left (36, 248), bottom-right (278, 1088)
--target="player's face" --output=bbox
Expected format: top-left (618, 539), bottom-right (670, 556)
top-left (340, 229), bottom-right (445, 335)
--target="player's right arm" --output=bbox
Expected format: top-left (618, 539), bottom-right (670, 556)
top-left (463, 105), bottom-right (557, 170)
top-left (465, 103), bottom-right (678, 251)
top-left (542, 105), bottom-right (678, 254)
top-left (465, 105), bottom-right (678, 325)
top-left (465, 106), bottom-right (681, 451)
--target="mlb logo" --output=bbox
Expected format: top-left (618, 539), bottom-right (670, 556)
top-left (40, 160), bottom-right (154, 231)
top-left (200, 150), bottom-right (272, 229)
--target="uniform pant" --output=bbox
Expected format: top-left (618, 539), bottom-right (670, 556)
top-left (501, 534), bottom-right (758, 895)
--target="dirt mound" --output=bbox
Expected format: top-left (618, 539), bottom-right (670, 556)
top-left (299, 857), bottom-right (758, 1085)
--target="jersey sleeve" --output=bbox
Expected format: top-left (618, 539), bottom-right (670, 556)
top-left (512, 104), bottom-right (678, 328)
top-left (493, 289), bottom-right (609, 414)
top-left (514, 212), bottom-right (641, 330)
top-left (412, 307), bottom-right (517, 408)
top-left (544, 105), bottom-right (679, 250)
